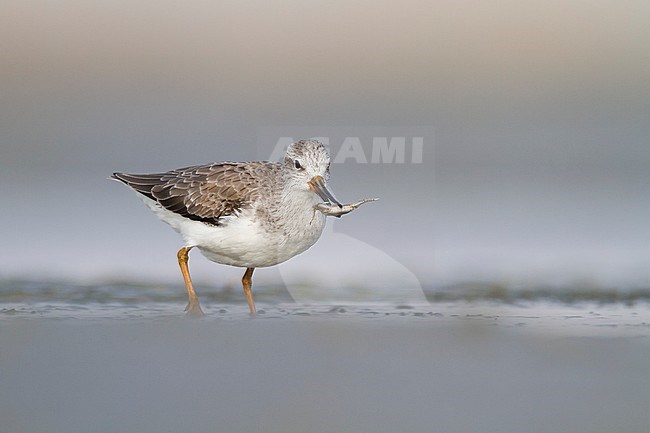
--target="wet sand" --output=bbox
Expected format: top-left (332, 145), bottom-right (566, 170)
top-left (1, 302), bottom-right (650, 433)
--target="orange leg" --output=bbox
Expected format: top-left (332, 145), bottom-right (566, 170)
top-left (242, 267), bottom-right (256, 315)
top-left (177, 247), bottom-right (204, 317)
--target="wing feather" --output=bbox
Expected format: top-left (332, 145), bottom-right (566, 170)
top-left (112, 162), bottom-right (280, 225)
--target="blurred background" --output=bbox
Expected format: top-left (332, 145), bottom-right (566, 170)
top-left (1, 0), bottom-right (649, 298)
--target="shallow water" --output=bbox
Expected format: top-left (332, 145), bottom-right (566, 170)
top-left (4, 278), bottom-right (650, 305)
top-left (2, 300), bottom-right (650, 338)
top-left (2, 281), bottom-right (650, 433)
top-left (1, 279), bottom-right (649, 337)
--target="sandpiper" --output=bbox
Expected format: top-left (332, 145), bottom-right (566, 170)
top-left (112, 140), bottom-right (376, 316)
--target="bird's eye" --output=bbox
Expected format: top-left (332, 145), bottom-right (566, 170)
top-left (294, 160), bottom-right (302, 170)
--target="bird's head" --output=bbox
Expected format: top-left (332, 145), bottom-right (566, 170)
top-left (284, 140), bottom-right (341, 207)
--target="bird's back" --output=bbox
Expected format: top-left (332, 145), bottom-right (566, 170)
top-left (112, 161), bottom-right (282, 227)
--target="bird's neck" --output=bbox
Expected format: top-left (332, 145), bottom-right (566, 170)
top-left (271, 181), bottom-right (323, 231)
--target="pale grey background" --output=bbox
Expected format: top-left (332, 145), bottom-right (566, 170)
top-left (1, 1), bottom-right (649, 290)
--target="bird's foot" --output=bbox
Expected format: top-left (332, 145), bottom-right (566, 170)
top-left (184, 301), bottom-right (204, 317)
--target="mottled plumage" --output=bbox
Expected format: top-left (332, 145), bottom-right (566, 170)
top-left (112, 140), bottom-right (343, 316)
top-left (113, 162), bottom-right (281, 226)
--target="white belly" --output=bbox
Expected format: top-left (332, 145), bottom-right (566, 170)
top-left (140, 195), bottom-right (326, 268)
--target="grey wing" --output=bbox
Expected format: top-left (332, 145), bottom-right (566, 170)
top-left (112, 162), bottom-right (275, 225)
